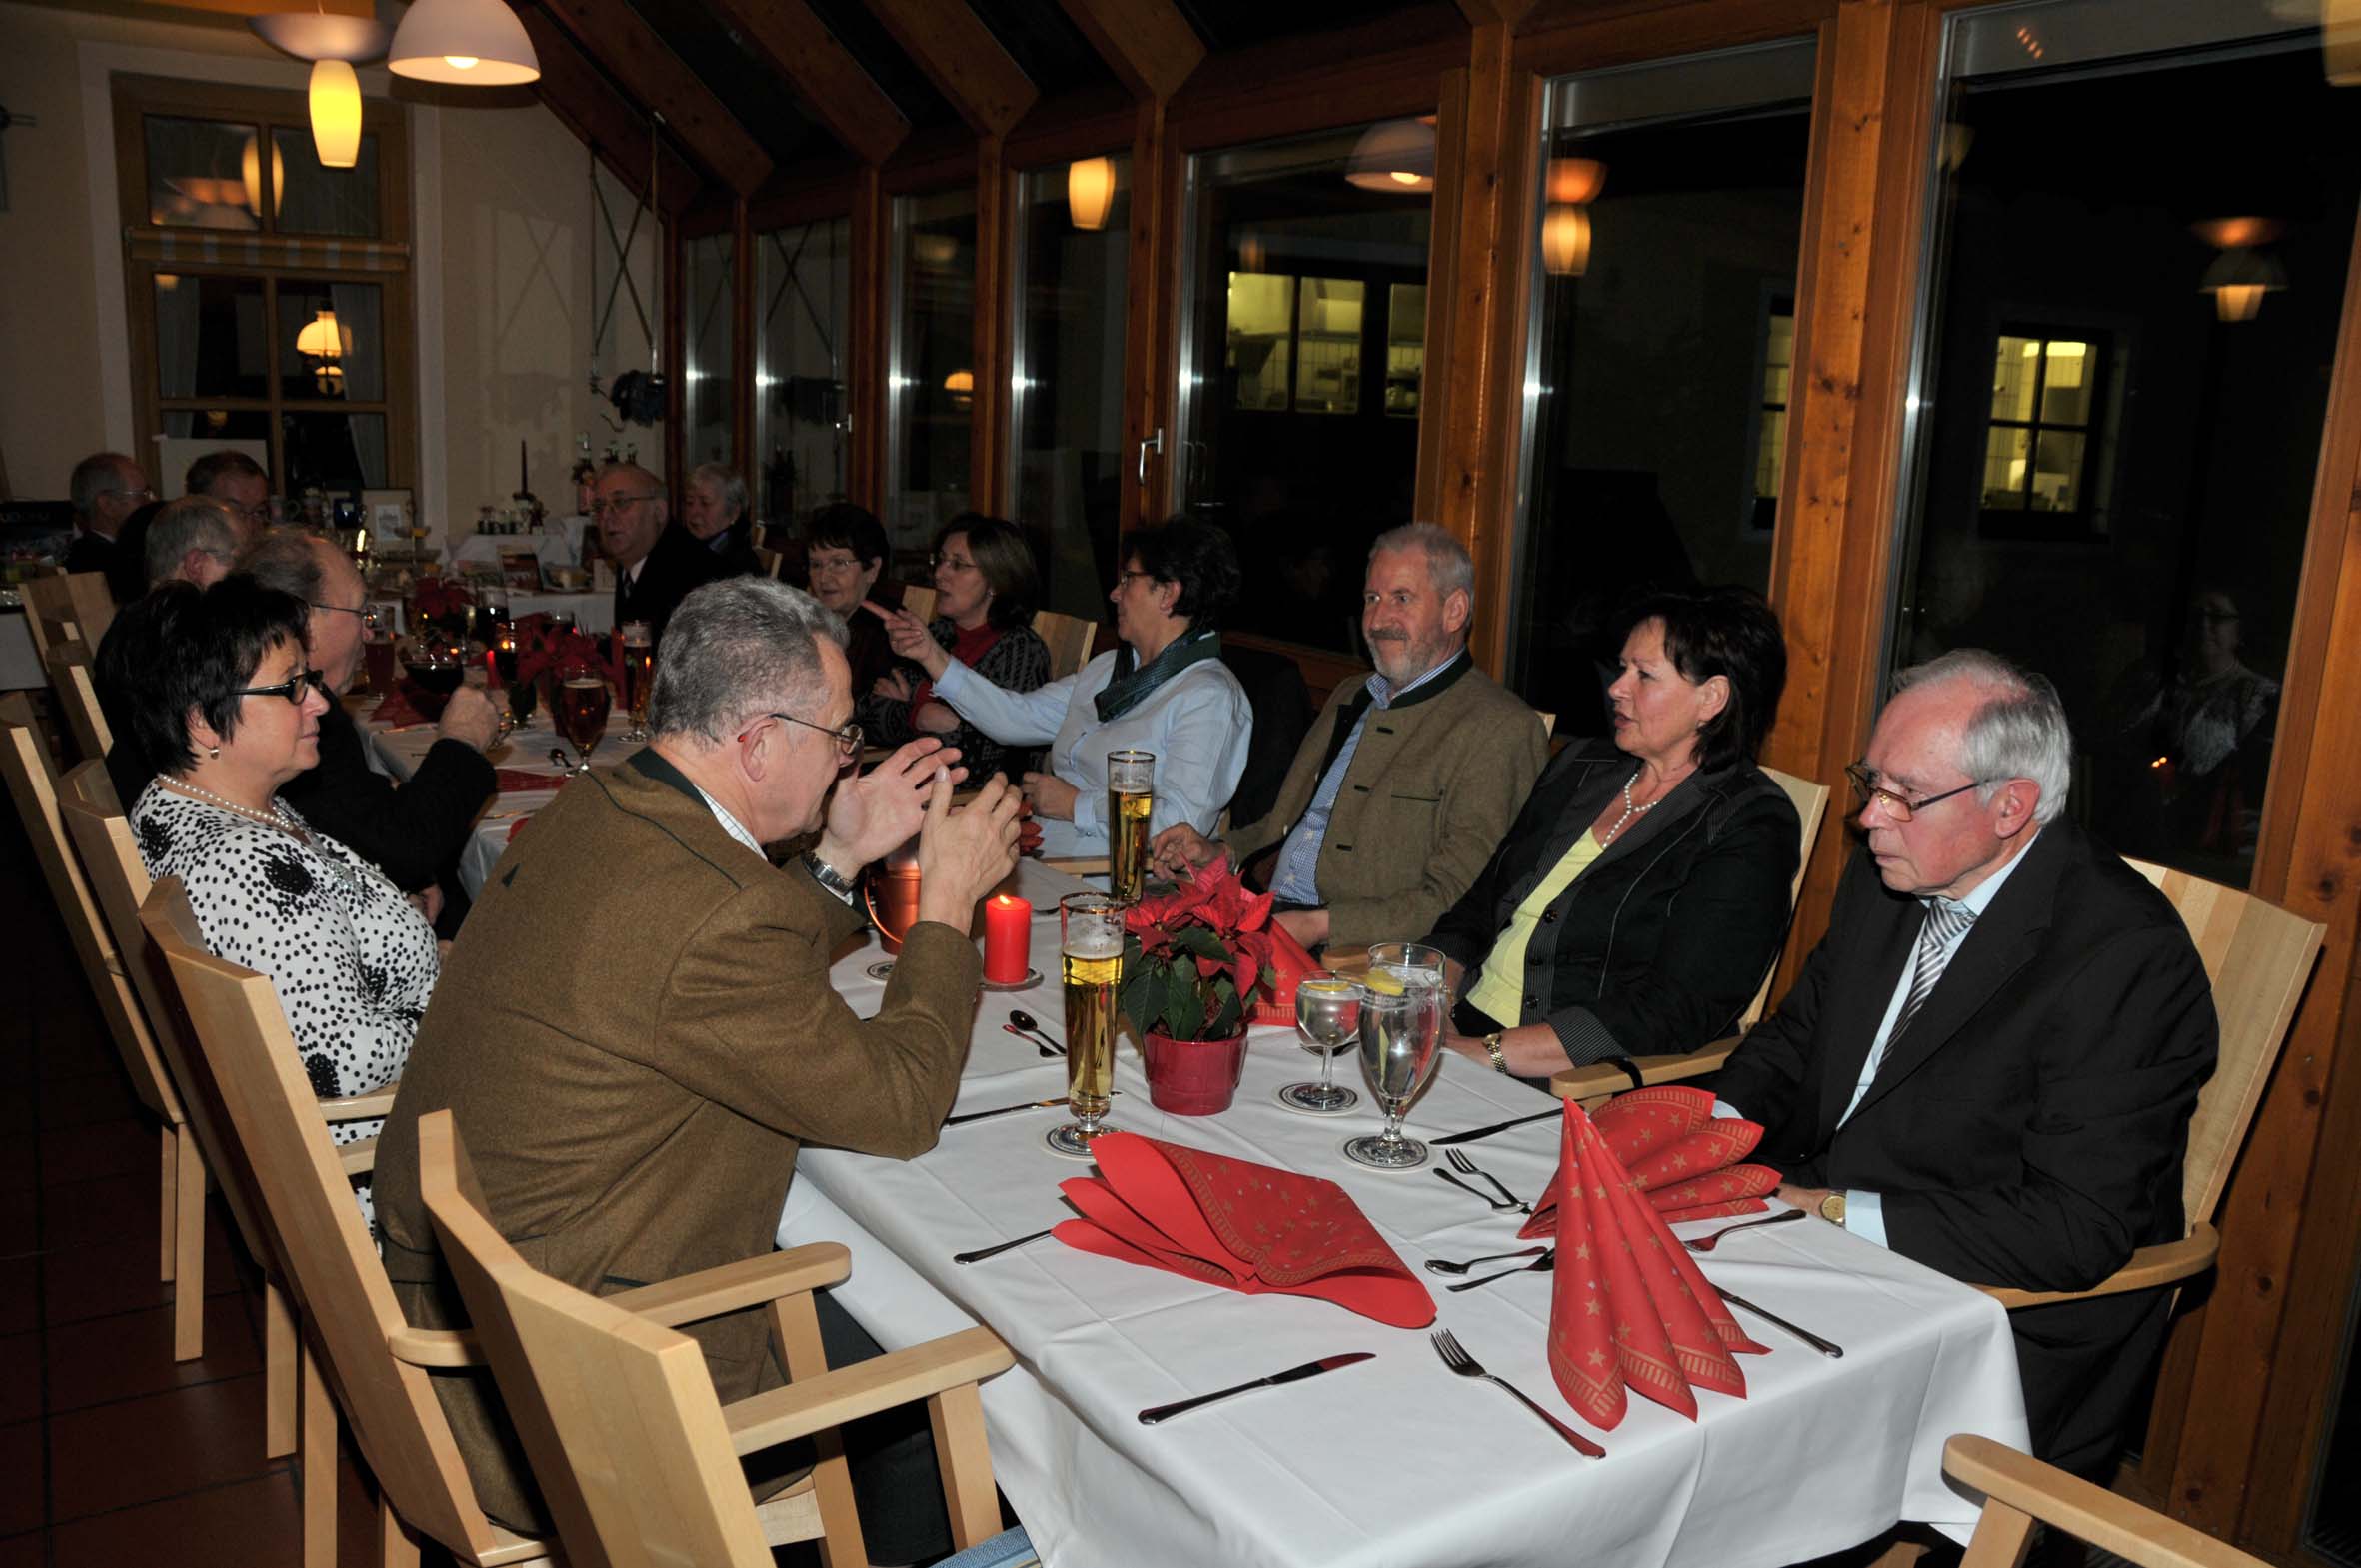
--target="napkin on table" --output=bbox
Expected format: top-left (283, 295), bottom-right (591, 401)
top-left (1520, 1085), bottom-right (1781, 1234)
top-left (1054, 1132), bottom-right (1435, 1328)
top-left (369, 683), bottom-right (437, 728)
top-left (1246, 918), bottom-right (1324, 1027)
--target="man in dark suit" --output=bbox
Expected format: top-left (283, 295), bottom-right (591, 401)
top-left (1716, 649), bottom-right (2216, 1475)
top-left (63, 452), bottom-right (151, 579)
top-left (593, 462), bottom-right (727, 648)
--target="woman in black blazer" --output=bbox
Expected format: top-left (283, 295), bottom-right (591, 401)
top-left (1427, 587), bottom-right (1799, 1080)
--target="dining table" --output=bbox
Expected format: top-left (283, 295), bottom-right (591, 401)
top-left (775, 857), bottom-right (2032, 1568)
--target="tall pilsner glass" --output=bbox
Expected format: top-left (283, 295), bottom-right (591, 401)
top-left (1106, 749), bottom-right (1156, 901)
top-left (1048, 892), bottom-right (1126, 1158)
top-left (620, 620), bottom-right (654, 742)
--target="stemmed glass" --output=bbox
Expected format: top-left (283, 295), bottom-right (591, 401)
top-left (554, 672), bottom-right (611, 774)
top-left (1366, 941), bottom-right (1447, 992)
top-left (1048, 893), bottom-right (1126, 1159)
top-left (1342, 972), bottom-right (1444, 1170)
top-left (1278, 976), bottom-right (1364, 1114)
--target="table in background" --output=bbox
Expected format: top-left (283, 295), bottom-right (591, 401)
top-left (777, 859), bottom-right (2030, 1568)
top-left (504, 588), bottom-right (613, 636)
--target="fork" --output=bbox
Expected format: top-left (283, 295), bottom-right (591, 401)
top-left (1445, 1149), bottom-right (1531, 1214)
top-left (1446, 1249), bottom-right (1555, 1292)
top-left (1682, 1209), bottom-right (1808, 1252)
top-left (1429, 1330), bottom-right (1604, 1457)
top-left (1423, 1244), bottom-right (1550, 1276)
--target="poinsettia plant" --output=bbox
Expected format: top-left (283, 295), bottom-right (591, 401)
top-left (410, 576), bottom-right (476, 642)
top-left (1119, 858), bottom-right (1280, 1042)
top-left (510, 613), bottom-right (618, 690)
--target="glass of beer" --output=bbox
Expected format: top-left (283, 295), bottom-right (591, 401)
top-left (619, 620), bottom-right (654, 742)
top-left (554, 673), bottom-right (611, 773)
top-left (1106, 749), bottom-right (1156, 901)
top-left (1048, 892), bottom-right (1127, 1158)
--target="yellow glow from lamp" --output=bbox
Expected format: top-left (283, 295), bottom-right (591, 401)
top-left (1068, 156), bottom-right (1116, 231)
top-left (445, 55), bottom-right (480, 69)
top-left (240, 133), bottom-right (286, 218)
top-left (2213, 284), bottom-right (2267, 323)
top-left (309, 59), bottom-right (363, 169)
top-left (1541, 204), bottom-right (1592, 277)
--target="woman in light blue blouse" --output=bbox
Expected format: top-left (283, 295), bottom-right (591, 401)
top-left (874, 517), bottom-right (1252, 857)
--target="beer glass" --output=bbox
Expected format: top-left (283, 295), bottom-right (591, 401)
top-left (554, 675), bottom-right (611, 773)
top-left (1049, 892), bottom-right (1126, 1158)
top-left (1342, 972), bottom-right (1444, 1170)
top-left (1106, 749), bottom-right (1156, 901)
top-left (1279, 976), bottom-right (1363, 1114)
top-left (619, 620), bottom-right (654, 742)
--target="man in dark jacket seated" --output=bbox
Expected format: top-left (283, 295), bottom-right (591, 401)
top-left (1715, 649), bottom-right (2217, 1475)
top-left (596, 462), bottom-right (727, 649)
top-left (243, 530), bottom-right (499, 931)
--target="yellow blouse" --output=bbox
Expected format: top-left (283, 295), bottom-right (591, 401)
top-left (1465, 829), bottom-right (1603, 1029)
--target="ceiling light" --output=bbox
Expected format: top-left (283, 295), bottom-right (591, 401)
top-left (1069, 157), bottom-right (1116, 232)
top-left (1344, 120), bottom-right (1434, 195)
top-left (309, 60), bottom-right (363, 168)
top-left (388, 0), bottom-right (539, 86)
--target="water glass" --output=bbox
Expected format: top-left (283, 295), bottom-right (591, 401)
top-left (1279, 977), bottom-right (1363, 1114)
top-left (1342, 974), bottom-right (1444, 1170)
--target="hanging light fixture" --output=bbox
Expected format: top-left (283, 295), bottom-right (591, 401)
top-left (309, 60), bottom-right (363, 168)
top-left (387, 0), bottom-right (540, 85)
top-left (1344, 119), bottom-right (1436, 194)
top-left (296, 308), bottom-right (354, 394)
top-left (1541, 205), bottom-right (1592, 277)
top-left (943, 369), bottom-right (975, 410)
top-left (1545, 157), bottom-right (1605, 205)
top-left (2192, 217), bottom-right (2288, 323)
top-left (239, 133), bottom-right (286, 217)
top-left (1069, 156), bottom-right (1117, 231)
top-left (248, 7), bottom-right (390, 168)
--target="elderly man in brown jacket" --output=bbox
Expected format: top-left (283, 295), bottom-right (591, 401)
top-left (371, 577), bottom-right (1021, 1539)
top-left (1156, 523), bottom-right (1548, 953)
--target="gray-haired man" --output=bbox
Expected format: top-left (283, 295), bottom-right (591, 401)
top-left (1155, 522), bottom-right (1549, 952)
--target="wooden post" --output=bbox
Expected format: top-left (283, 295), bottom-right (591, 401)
top-left (850, 168), bottom-right (888, 512)
top-left (1123, 96), bottom-right (1179, 533)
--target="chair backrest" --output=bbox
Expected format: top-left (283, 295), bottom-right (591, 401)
top-left (1031, 609), bottom-right (1098, 682)
top-left (900, 584), bottom-right (937, 625)
top-left (1535, 711), bottom-right (1556, 738)
top-left (747, 523), bottom-right (767, 551)
top-left (1944, 1433), bottom-right (2265, 1568)
top-left (138, 877), bottom-right (526, 1563)
top-left (23, 570), bottom-right (115, 657)
top-left (0, 700), bottom-right (179, 1126)
top-left (45, 639), bottom-right (113, 760)
top-left (2120, 858), bottom-right (2323, 1227)
top-left (417, 1111), bottom-right (778, 1568)
top-left (752, 545), bottom-right (782, 579)
top-left (1737, 766), bottom-right (1833, 1030)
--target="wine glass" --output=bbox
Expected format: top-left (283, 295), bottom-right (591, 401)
top-left (554, 674), bottom-right (611, 773)
top-left (1342, 974), bottom-right (1444, 1170)
top-left (1366, 941), bottom-right (1447, 992)
top-left (619, 621), bottom-right (654, 743)
top-left (1278, 977), bottom-right (1363, 1114)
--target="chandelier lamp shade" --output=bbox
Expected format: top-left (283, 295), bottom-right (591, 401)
top-left (387, 0), bottom-right (541, 85)
top-left (1069, 157), bottom-right (1117, 231)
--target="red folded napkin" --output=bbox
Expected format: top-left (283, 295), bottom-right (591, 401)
top-left (1246, 918), bottom-right (1323, 1027)
top-left (1520, 1086), bottom-right (1780, 1236)
top-left (493, 769), bottom-right (566, 795)
top-left (1546, 1101), bottom-right (1767, 1430)
top-left (371, 682), bottom-right (436, 728)
top-left (1054, 1132), bottom-right (1435, 1328)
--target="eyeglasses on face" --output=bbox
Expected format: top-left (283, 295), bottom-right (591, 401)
top-left (232, 669), bottom-right (332, 706)
top-left (588, 493), bottom-right (661, 517)
top-left (745, 711), bottom-right (864, 754)
top-left (308, 601), bottom-right (383, 634)
top-left (1114, 569), bottom-right (1156, 590)
top-left (808, 553), bottom-right (867, 577)
top-left (1844, 762), bottom-right (1985, 822)
top-left (104, 486), bottom-right (157, 503)
top-left (931, 552), bottom-right (980, 573)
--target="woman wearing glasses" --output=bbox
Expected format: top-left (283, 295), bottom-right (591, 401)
top-left (861, 515), bottom-right (1051, 784)
top-left (113, 578), bottom-right (435, 1221)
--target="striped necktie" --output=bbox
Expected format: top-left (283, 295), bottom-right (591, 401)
top-left (1840, 897), bottom-right (1975, 1124)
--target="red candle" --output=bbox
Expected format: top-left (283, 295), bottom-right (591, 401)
top-left (983, 893), bottom-right (1032, 985)
top-left (485, 649), bottom-right (500, 687)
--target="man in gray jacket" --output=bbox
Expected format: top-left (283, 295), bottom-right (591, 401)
top-left (1155, 523), bottom-right (1548, 952)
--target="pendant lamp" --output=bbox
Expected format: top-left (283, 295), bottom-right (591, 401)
top-left (247, 8), bottom-right (391, 168)
top-left (1069, 157), bottom-right (1117, 232)
top-left (388, 0), bottom-right (540, 86)
top-left (1344, 119), bottom-right (1436, 194)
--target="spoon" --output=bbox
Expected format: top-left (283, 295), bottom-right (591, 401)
top-left (1008, 1009), bottom-right (1064, 1054)
top-left (1003, 1023), bottom-right (1060, 1058)
top-left (548, 746), bottom-right (575, 773)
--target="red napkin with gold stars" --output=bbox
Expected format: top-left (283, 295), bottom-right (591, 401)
top-left (1054, 1132), bottom-right (1435, 1328)
top-left (493, 769), bottom-right (568, 795)
top-left (1520, 1086), bottom-right (1780, 1235)
top-left (1545, 1101), bottom-right (1768, 1429)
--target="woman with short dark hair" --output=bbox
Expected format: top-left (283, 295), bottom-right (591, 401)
top-left (1428, 585), bottom-right (1800, 1079)
top-left (860, 515), bottom-right (1051, 783)
top-left (114, 577), bottom-right (433, 1219)
top-left (877, 516), bottom-right (1251, 855)
top-left (805, 502), bottom-right (902, 699)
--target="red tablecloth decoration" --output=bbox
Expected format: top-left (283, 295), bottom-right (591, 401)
top-left (493, 769), bottom-right (567, 796)
top-left (1520, 1086), bottom-right (1780, 1236)
top-left (1054, 1132), bottom-right (1435, 1328)
top-left (1544, 1101), bottom-right (1767, 1430)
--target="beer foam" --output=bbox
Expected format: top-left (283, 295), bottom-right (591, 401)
top-left (1065, 925), bottom-right (1125, 961)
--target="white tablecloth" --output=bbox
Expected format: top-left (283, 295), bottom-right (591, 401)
top-left (777, 861), bottom-right (2030, 1568)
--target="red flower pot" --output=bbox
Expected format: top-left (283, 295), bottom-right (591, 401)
top-left (1142, 1029), bottom-right (1248, 1116)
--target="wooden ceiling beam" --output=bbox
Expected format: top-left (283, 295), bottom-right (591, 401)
top-left (1053, 0), bottom-right (1205, 103)
top-left (536, 0), bottom-right (773, 198)
top-left (1451, 0), bottom-right (1541, 24)
top-left (865, 0), bottom-right (1037, 140)
top-left (518, 8), bottom-right (700, 217)
top-left (703, 0), bottom-right (909, 168)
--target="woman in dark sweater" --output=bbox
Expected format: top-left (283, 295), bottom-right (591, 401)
top-left (1427, 587), bottom-right (1800, 1080)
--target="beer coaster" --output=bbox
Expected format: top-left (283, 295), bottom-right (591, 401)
top-left (864, 960), bottom-right (898, 981)
top-left (1043, 1126), bottom-right (1103, 1162)
top-left (980, 968), bottom-right (1044, 992)
top-left (1275, 1083), bottom-right (1360, 1117)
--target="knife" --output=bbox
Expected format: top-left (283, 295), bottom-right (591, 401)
top-left (1714, 1286), bottom-right (1844, 1358)
top-left (1430, 1107), bottom-right (1560, 1146)
top-left (1138, 1353), bottom-right (1375, 1425)
top-left (944, 1091), bottom-right (1120, 1127)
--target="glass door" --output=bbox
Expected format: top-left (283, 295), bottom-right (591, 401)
top-left (887, 187), bottom-right (979, 579)
top-left (683, 230), bottom-right (733, 467)
top-left (755, 216), bottom-right (851, 531)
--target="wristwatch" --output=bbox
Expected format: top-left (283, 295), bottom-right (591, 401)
top-left (1482, 1032), bottom-right (1508, 1074)
top-left (801, 850), bottom-right (859, 902)
top-left (1818, 1192), bottom-right (1847, 1227)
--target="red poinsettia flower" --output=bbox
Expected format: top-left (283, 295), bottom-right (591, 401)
top-left (1118, 857), bottom-right (1281, 1041)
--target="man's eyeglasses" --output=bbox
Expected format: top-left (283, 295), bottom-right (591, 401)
top-left (309, 602), bottom-right (383, 634)
top-left (1844, 762), bottom-right (1985, 822)
top-left (589, 493), bottom-right (660, 517)
top-left (748, 711), bottom-right (864, 754)
top-left (232, 669), bottom-right (332, 706)
top-left (103, 486), bottom-right (157, 503)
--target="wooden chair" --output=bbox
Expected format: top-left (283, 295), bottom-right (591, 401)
top-left (752, 544), bottom-right (783, 579)
top-left (1535, 710), bottom-right (1556, 738)
top-left (747, 522), bottom-right (768, 551)
top-left (416, 1109), bottom-right (1035, 1568)
top-left (1548, 764), bottom-right (1832, 1101)
top-left (1, 700), bottom-right (206, 1359)
top-left (1031, 608), bottom-right (1098, 681)
top-left (1971, 859), bottom-right (2321, 1311)
top-left (23, 569), bottom-right (115, 658)
top-left (44, 638), bottom-right (112, 761)
top-left (1943, 1433), bottom-right (2265, 1568)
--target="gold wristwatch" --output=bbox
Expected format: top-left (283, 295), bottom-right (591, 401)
top-left (1818, 1192), bottom-right (1847, 1227)
top-left (1482, 1032), bottom-right (1508, 1074)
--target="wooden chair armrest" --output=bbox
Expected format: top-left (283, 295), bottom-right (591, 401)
top-left (1943, 1433), bottom-right (2266, 1568)
top-left (721, 1326), bottom-right (1014, 1456)
top-left (604, 1243), bottom-right (853, 1329)
top-left (1040, 855), bottom-right (1110, 876)
top-left (1975, 1223), bottom-right (2219, 1310)
top-left (387, 1326), bottom-right (481, 1367)
top-left (338, 1135), bottom-right (377, 1176)
top-left (1549, 1037), bottom-right (1740, 1102)
top-left (321, 1084), bottom-right (399, 1121)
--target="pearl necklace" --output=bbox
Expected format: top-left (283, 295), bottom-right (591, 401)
top-left (1597, 773), bottom-right (1664, 846)
top-left (158, 777), bottom-right (361, 890)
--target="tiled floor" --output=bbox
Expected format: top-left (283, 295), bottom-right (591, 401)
top-left (2, 778), bottom-right (382, 1566)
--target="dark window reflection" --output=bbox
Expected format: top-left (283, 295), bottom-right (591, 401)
top-left (277, 278), bottom-right (383, 402)
top-left (891, 189), bottom-right (978, 571)
top-left (281, 411), bottom-right (387, 494)
top-left (272, 128), bottom-right (379, 239)
top-left (145, 116), bottom-right (264, 230)
top-left (155, 274), bottom-right (268, 399)
top-left (756, 218), bottom-right (850, 527)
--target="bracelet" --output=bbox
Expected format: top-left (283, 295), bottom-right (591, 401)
top-left (801, 850), bottom-right (859, 901)
top-left (1482, 1032), bottom-right (1508, 1075)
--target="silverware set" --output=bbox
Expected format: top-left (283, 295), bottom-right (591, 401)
top-left (1436, 1148), bottom-right (1531, 1213)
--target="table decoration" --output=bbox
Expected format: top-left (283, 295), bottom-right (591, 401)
top-left (1519, 1086), bottom-right (1781, 1232)
top-left (983, 892), bottom-right (1033, 985)
top-left (1121, 859), bottom-right (1280, 1116)
top-left (1054, 1131), bottom-right (1436, 1327)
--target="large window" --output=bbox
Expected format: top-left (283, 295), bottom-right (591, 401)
top-left (683, 230), bottom-right (734, 468)
top-left (1508, 40), bottom-right (1816, 732)
top-left (755, 215), bottom-right (851, 528)
top-left (886, 187), bottom-right (978, 571)
top-left (114, 75), bottom-right (414, 501)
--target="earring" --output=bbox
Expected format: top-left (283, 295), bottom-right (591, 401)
top-left (208, 746), bottom-right (221, 759)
